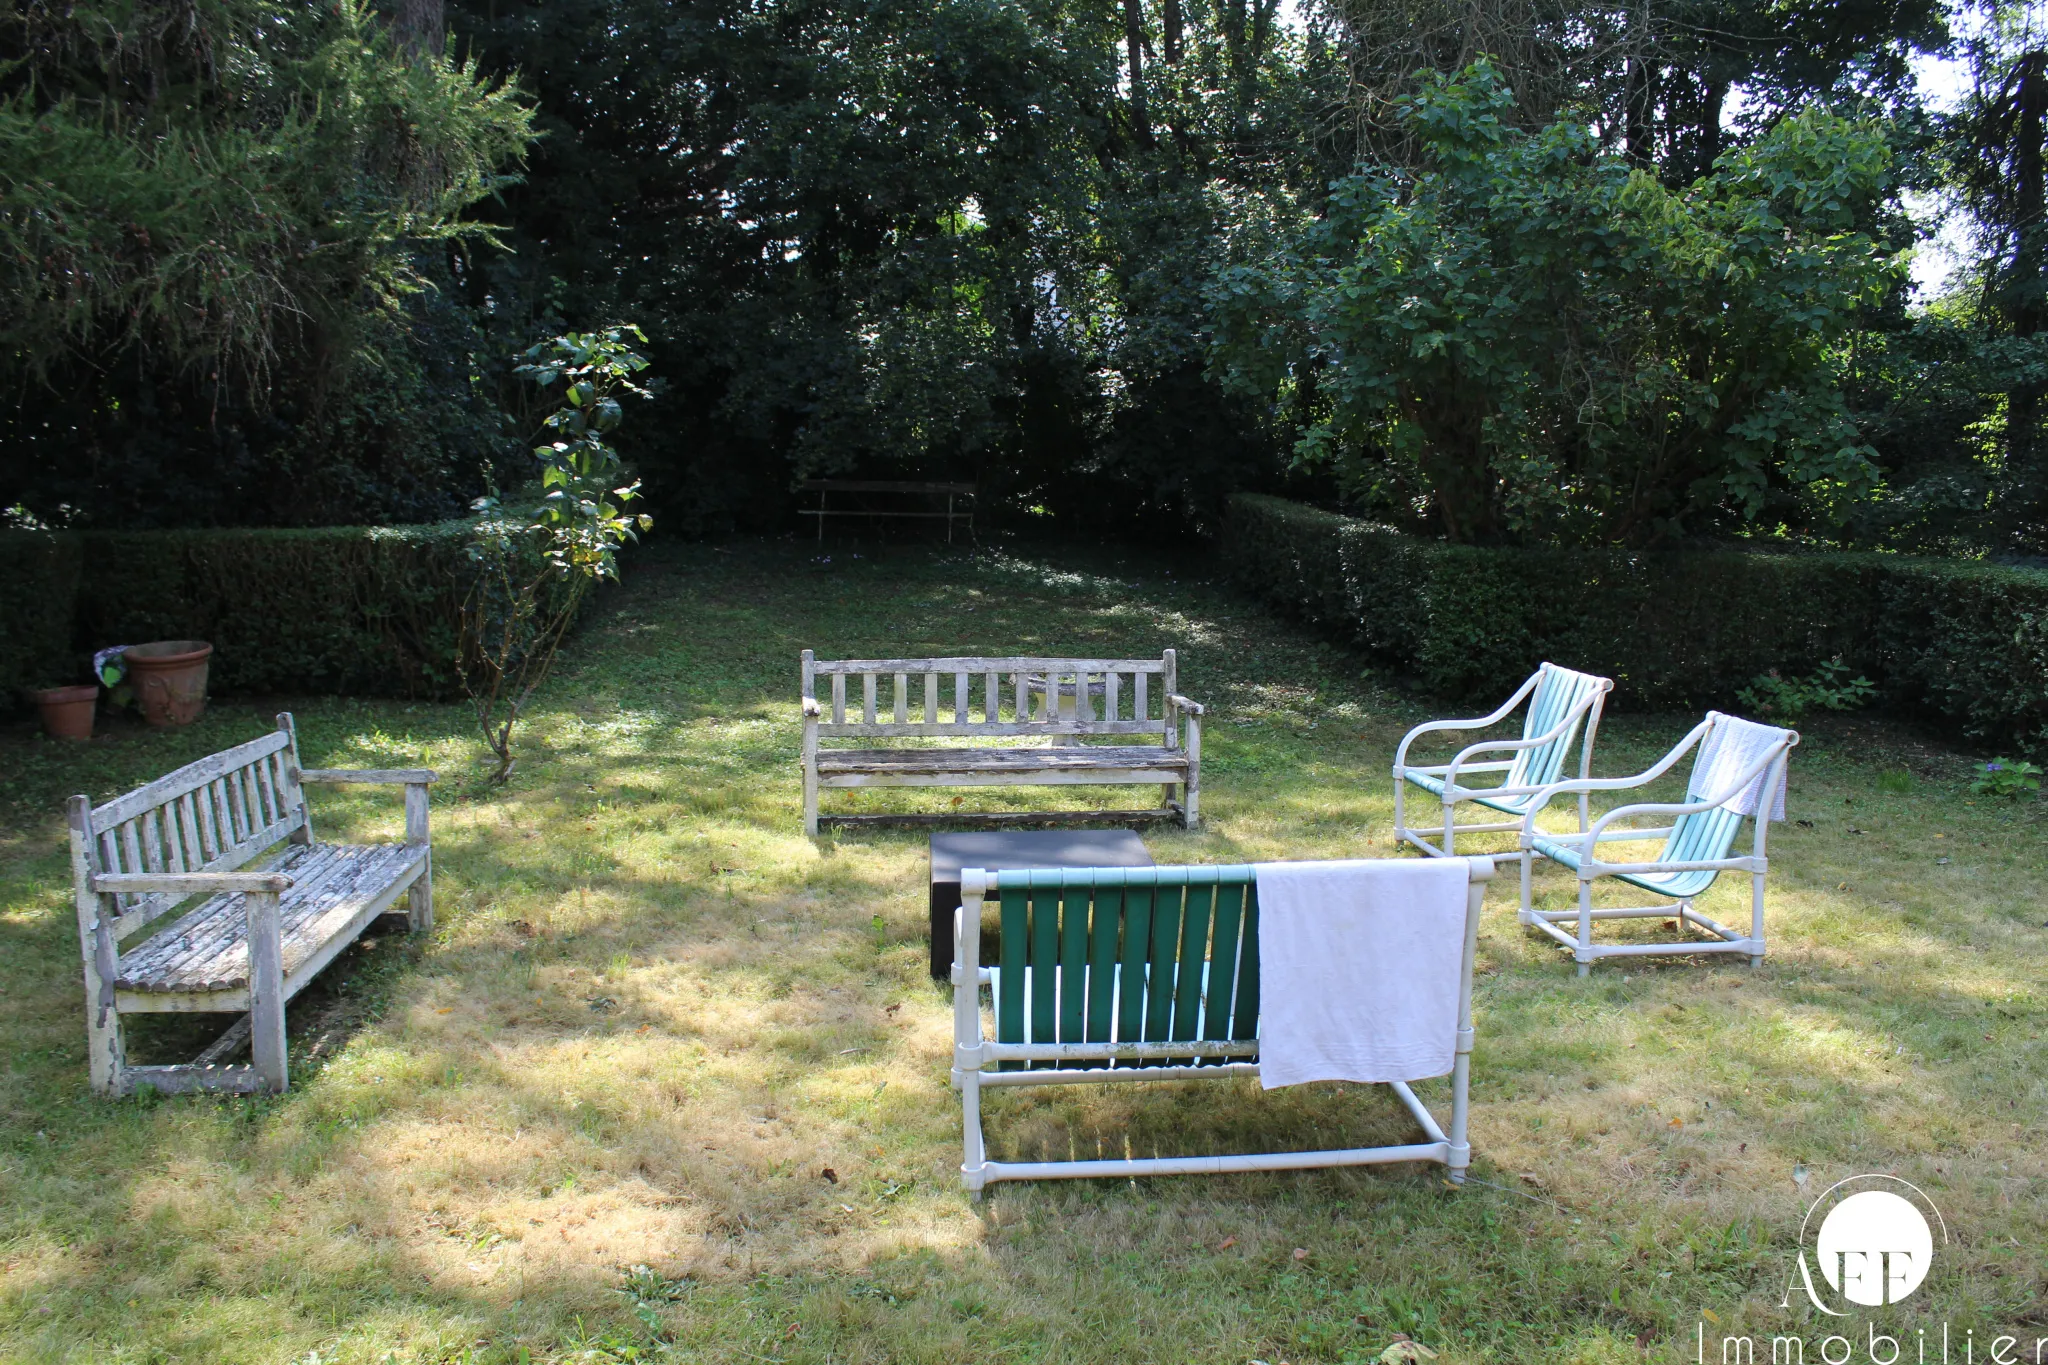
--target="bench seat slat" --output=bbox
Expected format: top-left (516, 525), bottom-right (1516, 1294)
top-left (116, 843), bottom-right (424, 995)
top-left (814, 656), bottom-right (1167, 675)
top-left (816, 720), bottom-right (1166, 738)
top-left (815, 746), bottom-right (1191, 775)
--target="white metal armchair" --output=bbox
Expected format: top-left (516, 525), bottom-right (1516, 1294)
top-left (1516, 712), bottom-right (1798, 976)
top-left (1393, 663), bottom-right (1614, 864)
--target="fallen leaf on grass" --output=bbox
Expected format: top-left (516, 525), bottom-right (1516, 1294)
top-left (1292, 1247), bottom-right (1311, 1261)
top-left (1216, 1235), bottom-right (1238, 1250)
top-left (820, 1167), bottom-right (837, 1184)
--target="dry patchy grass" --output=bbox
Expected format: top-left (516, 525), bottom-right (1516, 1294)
top-left (0, 538), bottom-right (2042, 1365)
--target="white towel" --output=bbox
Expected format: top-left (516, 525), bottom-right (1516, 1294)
top-left (1253, 858), bottom-right (1470, 1088)
top-left (1688, 711), bottom-right (1792, 820)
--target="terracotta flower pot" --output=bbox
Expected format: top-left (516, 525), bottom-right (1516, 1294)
top-left (125, 641), bottom-right (213, 728)
top-left (31, 684), bottom-right (99, 741)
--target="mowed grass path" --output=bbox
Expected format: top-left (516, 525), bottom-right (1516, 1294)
top-left (0, 539), bottom-right (2042, 1365)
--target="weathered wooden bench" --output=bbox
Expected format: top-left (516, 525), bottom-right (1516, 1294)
top-left (800, 651), bottom-right (1204, 834)
top-left (65, 714), bottom-right (434, 1096)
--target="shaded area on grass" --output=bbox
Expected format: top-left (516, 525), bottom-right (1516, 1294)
top-left (0, 537), bottom-right (2042, 1364)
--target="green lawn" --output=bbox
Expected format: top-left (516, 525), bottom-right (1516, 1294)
top-left (1, 539), bottom-right (2042, 1365)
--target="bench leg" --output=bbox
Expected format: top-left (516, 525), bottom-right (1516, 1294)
top-left (404, 782), bottom-right (434, 933)
top-left (408, 863), bottom-right (434, 934)
top-left (247, 890), bottom-right (289, 1093)
top-left (83, 982), bottom-right (128, 1098)
top-left (804, 767), bottom-right (821, 838)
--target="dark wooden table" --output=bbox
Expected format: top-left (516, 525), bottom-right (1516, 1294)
top-left (926, 829), bottom-right (1153, 979)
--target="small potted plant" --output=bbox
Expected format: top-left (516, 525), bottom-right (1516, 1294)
top-left (27, 677), bottom-right (99, 741)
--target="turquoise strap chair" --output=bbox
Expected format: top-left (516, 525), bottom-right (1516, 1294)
top-left (1515, 713), bottom-right (1798, 976)
top-left (1393, 663), bottom-right (1614, 863)
top-left (948, 860), bottom-right (1495, 1195)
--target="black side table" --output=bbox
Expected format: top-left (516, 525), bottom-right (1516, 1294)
top-left (927, 830), bottom-right (1154, 979)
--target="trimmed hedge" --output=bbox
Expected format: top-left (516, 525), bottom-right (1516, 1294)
top-left (0, 531), bottom-right (86, 698)
top-left (1222, 493), bottom-right (2048, 754)
top-left (70, 525), bottom-right (477, 699)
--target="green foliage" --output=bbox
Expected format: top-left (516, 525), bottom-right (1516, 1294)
top-left (1737, 658), bottom-right (1877, 721)
top-left (0, 531), bottom-right (85, 696)
top-left (1224, 493), bottom-right (2048, 754)
top-left (0, 0), bottom-right (532, 387)
top-left (0, 0), bottom-right (534, 530)
top-left (460, 327), bottom-right (653, 781)
top-left (1971, 757), bottom-right (2043, 798)
top-left (1210, 62), bottom-right (1902, 546)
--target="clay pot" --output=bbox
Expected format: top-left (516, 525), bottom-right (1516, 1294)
top-left (125, 641), bottom-right (213, 728)
top-left (31, 684), bottom-right (99, 741)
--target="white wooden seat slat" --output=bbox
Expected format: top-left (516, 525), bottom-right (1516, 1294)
top-left (67, 713), bottom-right (435, 1096)
top-left (801, 651), bottom-right (1203, 832)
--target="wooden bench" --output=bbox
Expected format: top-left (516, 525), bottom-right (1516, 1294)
top-left (797, 480), bottom-right (976, 542)
top-left (65, 714), bottom-right (434, 1096)
top-left (800, 651), bottom-right (1203, 834)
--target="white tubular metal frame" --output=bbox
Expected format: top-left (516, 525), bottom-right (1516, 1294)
top-left (1392, 668), bottom-right (1613, 885)
top-left (1515, 718), bottom-right (1799, 977)
top-left (950, 857), bottom-right (1495, 1197)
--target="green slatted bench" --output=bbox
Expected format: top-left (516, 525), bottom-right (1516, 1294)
top-left (947, 860), bottom-right (1494, 1194)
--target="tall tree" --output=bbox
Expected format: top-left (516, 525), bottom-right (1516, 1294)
top-left (1958, 3), bottom-right (2048, 548)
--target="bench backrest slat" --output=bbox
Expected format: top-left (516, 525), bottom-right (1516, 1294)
top-left (807, 653), bottom-right (1178, 741)
top-left (78, 719), bottom-right (310, 942)
top-left (994, 867), bottom-right (1261, 1068)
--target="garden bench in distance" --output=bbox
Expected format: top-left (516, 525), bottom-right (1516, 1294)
top-left (800, 650), bottom-right (1204, 834)
top-left (66, 715), bottom-right (434, 1096)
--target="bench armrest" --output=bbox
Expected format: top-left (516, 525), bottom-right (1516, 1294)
top-left (1166, 694), bottom-right (1204, 716)
top-left (297, 768), bottom-right (437, 785)
top-left (802, 698), bottom-right (822, 719)
top-left (92, 871), bottom-right (293, 895)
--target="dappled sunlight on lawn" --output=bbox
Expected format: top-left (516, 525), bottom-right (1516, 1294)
top-left (0, 539), bottom-right (2042, 1364)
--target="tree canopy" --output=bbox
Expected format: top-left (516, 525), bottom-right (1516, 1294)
top-left (1, 0), bottom-right (2042, 558)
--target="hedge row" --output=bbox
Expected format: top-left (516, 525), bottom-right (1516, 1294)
top-left (4, 524), bottom-right (499, 703)
top-left (0, 531), bottom-right (86, 701)
top-left (1222, 493), bottom-right (2048, 755)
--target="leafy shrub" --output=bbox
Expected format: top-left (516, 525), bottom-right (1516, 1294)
top-left (1971, 759), bottom-right (2042, 799)
top-left (1738, 659), bottom-right (1877, 721)
top-left (1223, 493), bottom-right (2048, 754)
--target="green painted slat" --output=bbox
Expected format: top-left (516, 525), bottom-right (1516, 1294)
top-left (1030, 888), bottom-right (1058, 1047)
top-left (1116, 886), bottom-right (1154, 1065)
top-left (1085, 887), bottom-right (1121, 1052)
top-left (1059, 885), bottom-right (1089, 1052)
top-left (1143, 884), bottom-right (1183, 1062)
top-left (1232, 887), bottom-right (1261, 1042)
top-left (998, 884), bottom-right (1029, 1070)
top-left (1171, 882), bottom-right (1215, 1045)
top-left (1202, 883), bottom-right (1245, 1051)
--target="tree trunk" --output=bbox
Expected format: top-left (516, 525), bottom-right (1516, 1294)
top-left (392, 0), bottom-right (444, 60)
top-left (1162, 0), bottom-right (1182, 63)
top-left (2006, 51), bottom-right (2048, 546)
top-left (1124, 0), bottom-right (1154, 147)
